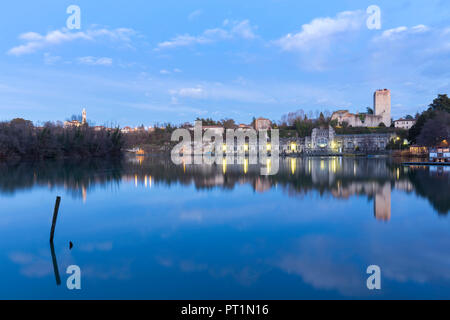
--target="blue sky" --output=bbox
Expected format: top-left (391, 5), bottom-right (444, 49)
top-left (0, 0), bottom-right (449, 127)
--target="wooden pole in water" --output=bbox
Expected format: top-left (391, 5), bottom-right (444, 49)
top-left (50, 196), bottom-right (61, 243)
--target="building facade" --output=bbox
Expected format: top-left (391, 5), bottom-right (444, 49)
top-left (254, 118), bottom-right (272, 131)
top-left (394, 118), bottom-right (416, 129)
top-left (282, 127), bottom-right (395, 154)
top-left (331, 89), bottom-right (391, 128)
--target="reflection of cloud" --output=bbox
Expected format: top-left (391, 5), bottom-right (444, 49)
top-left (276, 235), bottom-right (366, 296)
top-left (79, 242), bottom-right (113, 252)
top-left (179, 210), bottom-right (203, 222)
top-left (9, 252), bottom-right (53, 278)
top-left (370, 234), bottom-right (450, 284)
top-left (156, 256), bottom-right (263, 287)
top-left (82, 262), bottom-right (131, 280)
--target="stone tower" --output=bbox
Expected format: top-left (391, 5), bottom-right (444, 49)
top-left (82, 108), bottom-right (87, 125)
top-left (374, 89), bottom-right (391, 127)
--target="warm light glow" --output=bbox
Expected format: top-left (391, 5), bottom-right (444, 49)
top-left (244, 144), bottom-right (249, 152)
top-left (222, 144), bottom-right (227, 152)
top-left (290, 158), bottom-right (296, 175)
top-left (134, 174), bottom-right (138, 187)
top-left (266, 143), bottom-right (271, 152)
top-left (290, 143), bottom-right (296, 152)
top-left (320, 160), bottom-right (325, 171)
top-left (266, 158), bottom-right (271, 172)
top-left (331, 158), bottom-right (337, 173)
top-left (244, 158), bottom-right (248, 174)
top-left (222, 158), bottom-right (227, 174)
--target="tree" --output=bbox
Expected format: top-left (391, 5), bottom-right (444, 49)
top-left (409, 94), bottom-right (450, 143)
top-left (417, 111), bottom-right (450, 147)
top-left (366, 107), bottom-right (374, 115)
top-left (220, 118), bottom-right (236, 129)
top-left (429, 94), bottom-right (450, 113)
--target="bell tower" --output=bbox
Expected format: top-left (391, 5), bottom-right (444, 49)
top-left (82, 108), bottom-right (87, 125)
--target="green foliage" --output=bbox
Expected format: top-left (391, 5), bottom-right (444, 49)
top-left (409, 94), bottom-right (450, 143)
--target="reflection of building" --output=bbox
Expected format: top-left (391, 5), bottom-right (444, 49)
top-left (409, 145), bottom-right (428, 155)
top-left (331, 89), bottom-right (391, 127)
top-left (374, 183), bottom-right (391, 221)
top-left (255, 177), bottom-right (271, 193)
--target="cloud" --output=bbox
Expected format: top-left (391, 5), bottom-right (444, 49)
top-left (77, 56), bottom-right (113, 66)
top-left (228, 20), bottom-right (257, 39)
top-left (275, 10), bottom-right (365, 52)
top-left (8, 27), bottom-right (137, 56)
top-left (375, 24), bottom-right (430, 41)
top-left (188, 9), bottom-right (203, 21)
top-left (160, 68), bottom-right (182, 75)
top-left (170, 86), bottom-right (205, 98)
top-left (156, 19), bottom-right (257, 50)
top-left (43, 52), bottom-right (61, 65)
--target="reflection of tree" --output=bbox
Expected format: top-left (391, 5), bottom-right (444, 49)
top-left (0, 156), bottom-right (448, 216)
top-left (407, 169), bottom-right (450, 215)
top-left (0, 159), bottom-right (123, 199)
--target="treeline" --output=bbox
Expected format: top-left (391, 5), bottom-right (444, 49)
top-left (0, 118), bottom-right (123, 160)
top-left (408, 94), bottom-right (450, 146)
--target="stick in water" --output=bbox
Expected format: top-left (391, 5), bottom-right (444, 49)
top-left (50, 196), bottom-right (61, 243)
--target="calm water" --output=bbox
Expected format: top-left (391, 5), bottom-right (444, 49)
top-left (0, 156), bottom-right (449, 299)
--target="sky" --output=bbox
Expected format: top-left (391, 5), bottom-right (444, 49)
top-left (0, 0), bottom-right (449, 127)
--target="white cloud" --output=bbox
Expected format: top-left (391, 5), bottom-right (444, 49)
top-left (230, 20), bottom-right (257, 39)
top-left (8, 27), bottom-right (137, 56)
top-left (43, 52), bottom-right (61, 65)
top-left (375, 24), bottom-right (430, 41)
top-left (276, 10), bottom-right (364, 51)
top-left (160, 69), bottom-right (171, 74)
top-left (170, 86), bottom-right (205, 98)
top-left (188, 9), bottom-right (203, 21)
top-left (77, 56), bottom-right (113, 66)
top-left (156, 19), bottom-right (257, 50)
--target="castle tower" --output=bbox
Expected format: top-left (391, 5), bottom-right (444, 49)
top-left (82, 108), bottom-right (87, 125)
top-left (374, 89), bottom-right (391, 127)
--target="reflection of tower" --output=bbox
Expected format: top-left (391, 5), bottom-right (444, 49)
top-left (82, 185), bottom-right (87, 203)
top-left (82, 108), bottom-right (87, 125)
top-left (374, 182), bottom-right (391, 221)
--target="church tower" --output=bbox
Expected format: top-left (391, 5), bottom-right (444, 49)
top-left (82, 108), bottom-right (87, 125)
top-left (374, 89), bottom-right (391, 127)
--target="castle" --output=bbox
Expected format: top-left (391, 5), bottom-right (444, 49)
top-left (331, 89), bottom-right (391, 127)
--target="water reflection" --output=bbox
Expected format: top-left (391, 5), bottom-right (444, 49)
top-left (0, 156), bottom-right (448, 217)
top-left (1, 156), bottom-right (449, 299)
